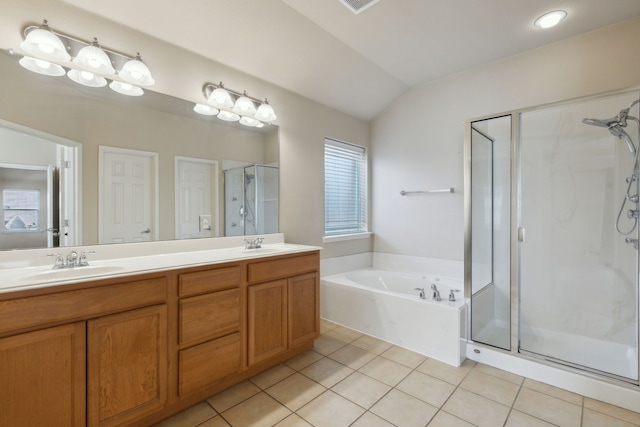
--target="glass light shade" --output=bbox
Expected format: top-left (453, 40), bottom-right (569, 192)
top-left (254, 122), bottom-right (264, 128)
top-left (239, 116), bottom-right (260, 127)
top-left (193, 103), bottom-right (219, 115)
top-left (534, 10), bottom-right (567, 29)
top-left (67, 69), bottom-right (107, 87)
top-left (217, 110), bottom-right (240, 122)
top-left (255, 101), bottom-right (277, 122)
top-left (232, 95), bottom-right (257, 116)
top-left (207, 87), bottom-right (234, 109)
top-left (73, 44), bottom-right (115, 75)
top-left (109, 81), bottom-right (143, 96)
top-left (20, 28), bottom-right (70, 62)
top-left (119, 57), bottom-right (154, 86)
top-left (19, 56), bottom-right (65, 76)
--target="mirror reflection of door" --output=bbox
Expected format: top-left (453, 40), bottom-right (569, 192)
top-left (0, 165), bottom-right (58, 250)
top-left (99, 146), bottom-right (158, 244)
top-left (175, 157), bottom-right (219, 239)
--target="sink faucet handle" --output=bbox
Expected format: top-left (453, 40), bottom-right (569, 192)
top-left (46, 252), bottom-right (65, 268)
top-left (255, 237), bottom-right (263, 248)
top-left (448, 289), bottom-right (461, 301)
top-left (414, 287), bottom-right (426, 299)
top-left (78, 250), bottom-right (95, 266)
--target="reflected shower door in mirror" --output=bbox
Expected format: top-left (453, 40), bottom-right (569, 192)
top-left (468, 115), bottom-right (511, 350)
top-left (224, 164), bottom-right (279, 236)
top-left (0, 49), bottom-right (278, 251)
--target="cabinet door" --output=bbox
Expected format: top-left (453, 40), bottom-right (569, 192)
top-left (0, 323), bottom-right (86, 427)
top-left (88, 305), bottom-right (167, 427)
top-left (248, 279), bottom-right (287, 365)
top-left (288, 272), bottom-right (320, 348)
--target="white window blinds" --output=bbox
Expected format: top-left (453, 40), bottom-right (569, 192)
top-left (324, 138), bottom-right (367, 236)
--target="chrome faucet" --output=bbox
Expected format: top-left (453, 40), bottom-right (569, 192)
top-left (243, 237), bottom-right (264, 249)
top-left (414, 287), bottom-right (426, 299)
top-left (431, 283), bottom-right (441, 301)
top-left (49, 249), bottom-right (95, 269)
top-left (449, 289), bottom-right (461, 302)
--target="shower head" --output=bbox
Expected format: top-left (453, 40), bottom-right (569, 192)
top-left (583, 105), bottom-right (638, 156)
top-left (582, 116), bottom-right (619, 128)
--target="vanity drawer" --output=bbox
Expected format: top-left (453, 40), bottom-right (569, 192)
top-left (178, 265), bottom-right (241, 297)
top-left (178, 332), bottom-right (241, 396)
top-left (247, 252), bottom-right (319, 284)
top-left (179, 288), bottom-right (241, 345)
top-left (0, 276), bottom-right (167, 335)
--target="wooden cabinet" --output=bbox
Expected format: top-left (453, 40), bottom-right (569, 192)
top-left (0, 249), bottom-right (319, 426)
top-left (87, 305), bottom-right (167, 427)
top-left (0, 323), bottom-right (86, 427)
top-left (177, 265), bottom-right (242, 397)
top-left (247, 253), bottom-right (320, 366)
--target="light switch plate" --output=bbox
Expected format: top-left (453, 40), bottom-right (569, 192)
top-left (199, 215), bottom-right (212, 232)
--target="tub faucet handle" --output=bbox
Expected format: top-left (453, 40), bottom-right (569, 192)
top-left (414, 288), bottom-right (426, 299)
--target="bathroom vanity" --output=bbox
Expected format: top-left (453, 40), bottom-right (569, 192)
top-left (0, 244), bottom-right (319, 427)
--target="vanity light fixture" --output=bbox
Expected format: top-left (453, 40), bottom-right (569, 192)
top-left (198, 82), bottom-right (277, 127)
top-left (17, 20), bottom-right (154, 97)
top-left (19, 20), bottom-right (70, 63)
top-left (193, 103), bottom-right (219, 115)
top-left (534, 10), bottom-right (567, 29)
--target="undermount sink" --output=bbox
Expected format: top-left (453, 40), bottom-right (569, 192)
top-left (22, 265), bottom-right (127, 283)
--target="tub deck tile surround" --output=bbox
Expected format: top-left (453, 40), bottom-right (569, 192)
top-left (153, 320), bottom-right (640, 427)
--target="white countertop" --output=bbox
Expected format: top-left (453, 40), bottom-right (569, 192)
top-left (0, 235), bottom-right (320, 294)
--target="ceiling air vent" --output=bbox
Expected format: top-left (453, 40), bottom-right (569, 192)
top-left (340, 0), bottom-right (382, 14)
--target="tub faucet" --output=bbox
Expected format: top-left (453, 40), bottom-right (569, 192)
top-left (414, 287), bottom-right (426, 299)
top-left (431, 283), bottom-right (441, 301)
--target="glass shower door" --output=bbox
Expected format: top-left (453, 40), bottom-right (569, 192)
top-left (519, 92), bottom-right (639, 381)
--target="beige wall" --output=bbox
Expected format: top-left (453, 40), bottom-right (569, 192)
top-left (371, 17), bottom-right (640, 260)
top-left (0, 0), bottom-right (372, 257)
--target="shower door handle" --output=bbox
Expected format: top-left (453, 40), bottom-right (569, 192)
top-left (518, 227), bottom-right (525, 242)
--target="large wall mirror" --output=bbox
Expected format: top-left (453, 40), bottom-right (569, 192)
top-left (0, 50), bottom-right (279, 250)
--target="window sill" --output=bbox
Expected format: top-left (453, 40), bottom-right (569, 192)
top-left (323, 232), bottom-right (372, 244)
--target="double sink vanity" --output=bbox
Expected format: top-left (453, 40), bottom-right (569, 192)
top-left (0, 235), bottom-right (320, 427)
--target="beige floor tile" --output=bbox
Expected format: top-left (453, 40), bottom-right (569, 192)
top-left (359, 355), bottom-right (412, 386)
top-left (152, 402), bottom-right (217, 427)
top-left (207, 380), bottom-right (261, 413)
top-left (396, 370), bottom-right (456, 407)
top-left (513, 387), bottom-right (581, 427)
top-left (319, 318), bottom-right (339, 333)
top-left (312, 335), bottom-right (346, 355)
top-left (582, 408), bottom-right (639, 427)
top-left (417, 357), bottom-right (475, 385)
top-left (370, 389), bottom-right (438, 427)
top-left (523, 378), bottom-right (583, 406)
top-left (461, 369), bottom-right (520, 406)
top-left (221, 392), bottom-right (291, 427)
top-left (284, 350), bottom-right (324, 371)
top-left (505, 410), bottom-right (556, 427)
top-left (351, 334), bottom-right (393, 354)
top-left (381, 345), bottom-right (427, 368)
top-left (584, 398), bottom-right (640, 425)
top-left (250, 364), bottom-right (295, 389)
top-left (327, 344), bottom-right (376, 369)
top-left (199, 416), bottom-right (231, 427)
top-left (273, 413), bottom-right (313, 427)
top-left (473, 363), bottom-right (523, 385)
top-left (266, 373), bottom-right (326, 411)
top-left (300, 357), bottom-right (354, 387)
top-left (324, 325), bottom-right (363, 343)
top-left (428, 411), bottom-right (476, 427)
top-left (442, 388), bottom-right (510, 427)
top-left (351, 411), bottom-right (395, 426)
top-left (297, 390), bottom-right (365, 427)
top-left (331, 371), bottom-right (391, 409)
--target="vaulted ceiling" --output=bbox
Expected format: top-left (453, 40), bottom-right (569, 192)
top-left (39, 0), bottom-right (640, 120)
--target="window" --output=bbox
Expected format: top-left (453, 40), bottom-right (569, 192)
top-left (3, 189), bottom-right (40, 232)
top-left (324, 138), bottom-right (367, 237)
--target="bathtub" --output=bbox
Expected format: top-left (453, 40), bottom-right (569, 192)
top-left (321, 268), bottom-right (468, 367)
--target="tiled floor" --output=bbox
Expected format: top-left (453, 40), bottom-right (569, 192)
top-left (154, 320), bottom-right (640, 427)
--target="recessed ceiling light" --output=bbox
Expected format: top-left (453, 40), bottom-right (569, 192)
top-left (534, 10), bottom-right (567, 29)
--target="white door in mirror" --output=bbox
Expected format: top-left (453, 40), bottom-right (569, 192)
top-left (175, 157), bottom-right (218, 239)
top-left (99, 147), bottom-right (158, 243)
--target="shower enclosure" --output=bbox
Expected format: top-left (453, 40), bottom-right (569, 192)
top-left (224, 164), bottom-right (278, 236)
top-left (465, 90), bottom-right (640, 383)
